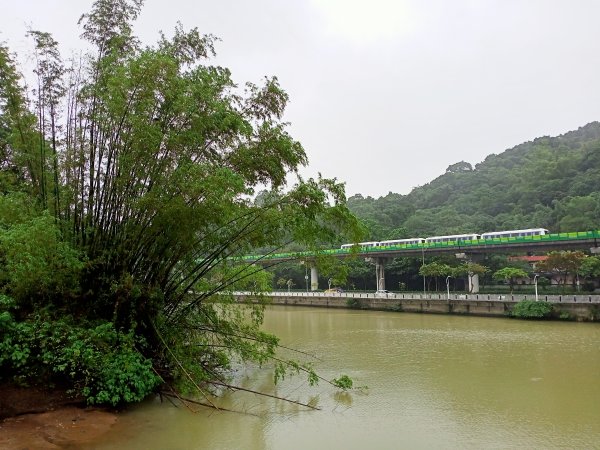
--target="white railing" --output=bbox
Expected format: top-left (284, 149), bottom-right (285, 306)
top-left (234, 291), bottom-right (600, 304)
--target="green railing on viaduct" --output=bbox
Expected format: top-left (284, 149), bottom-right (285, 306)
top-left (239, 230), bottom-right (600, 262)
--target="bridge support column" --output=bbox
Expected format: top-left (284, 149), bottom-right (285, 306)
top-left (468, 273), bottom-right (480, 294)
top-left (310, 265), bottom-right (319, 291)
top-left (366, 257), bottom-right (392, 291)
top-left (456, 252), bottom-right (483, 294)
top-left (375, 259), bottom-right (386, 291)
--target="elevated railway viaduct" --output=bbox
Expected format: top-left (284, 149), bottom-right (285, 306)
top-left (241, 231), bottom-right (600, 293)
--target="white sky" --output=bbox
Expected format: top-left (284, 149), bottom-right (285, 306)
top-left (3, 0), bottom-right (600, 198)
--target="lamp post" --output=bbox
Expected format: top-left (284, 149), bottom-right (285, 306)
top-left (446, 276), bottom-right (451, 300)
top-left (533, 274), bottom-right (539, 302)
top-left (305, 267), bottom-right (309, 293)
top-left (422, 246), bottom-right (426, 295)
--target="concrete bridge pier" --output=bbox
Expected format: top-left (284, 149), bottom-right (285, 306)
top-left (469, 273), bottom-right (480, 294)
top-left (456, 252), bottom-right (483, 294)
top-left (310, 264), bottom-right (319, 291)
top-left (366, 257), bottom-right (392, 291)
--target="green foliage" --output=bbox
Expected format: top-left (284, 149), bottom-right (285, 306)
top-left (332, 375), bottom-right (353, 390)
top-left (347, 122), bottom-right (600, 238)
top-left (315, 253), bottom-right (350, 288)
top-left (0, 210), bottom-right (84, 303)
top-left (0, 304), bottom-right (160, 405)
top-left (346, 298), bottom-right (361, 309)
top-left (559, 311), bottom-right (571, 320)
top-left (537, 276), bottom-right (551, 290)
top-left (537, 251), bottom-right (586, 288)
top-left (580, 256), bottom-right (600, 279)
top-left (510, 300), bottom-right (554, 319)
top-left (493, 267), bottom-right (528, 293)
top-left (419, 261), bottom-right (452, 291)
top-left (0, 0), bottom-right (362, 406)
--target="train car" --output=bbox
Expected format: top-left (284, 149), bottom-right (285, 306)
top-left (480, 228), bottom-right (549, 239)
top-left (378, 238), bottom-right (425, 246)
top-left (341, 241), bottom-right (379, 249)
top-left (424, 233), bottom-right (480, 244)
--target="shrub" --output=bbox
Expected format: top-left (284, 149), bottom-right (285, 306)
top-left (0, 304), bottom-right (161, 406)
top-left (559, 311), bottom-right (572, 320)
top-left (346, 298), bottom-right (360, 309)
top-left (0, 213), bottom-right (84, 305)
top-left (510, 300), bottom-right (553, 319)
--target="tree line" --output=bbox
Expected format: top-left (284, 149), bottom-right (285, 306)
top-left (271, 251), bottom-right (600, 295)
top-left (347, 122), bottom-right (600, 240)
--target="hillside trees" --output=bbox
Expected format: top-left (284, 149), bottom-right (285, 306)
top-left (0, 0), bottom-right (361, 404)
top-left (347, 122), bottom-right (600, 238)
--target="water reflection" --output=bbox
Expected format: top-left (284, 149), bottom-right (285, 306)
top-left (89, 307), bottom-right (600, 449)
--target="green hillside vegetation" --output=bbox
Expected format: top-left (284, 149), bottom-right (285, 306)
top-left (348, 122), bottom-right (600, 240)
top-left (267, 124), bottom-right (600, 294)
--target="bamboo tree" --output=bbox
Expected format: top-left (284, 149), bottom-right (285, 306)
top-left (28, 30), bottom-right (66, 220)
top-left (0, 0), bottom-right (362, 405)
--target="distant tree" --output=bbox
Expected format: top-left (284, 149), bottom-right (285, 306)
top-left (493, 267), bottom-right (528, 294)
top-left (316, 253), bottom-right (350, 289)
top-left (579, 255), bottom-right (600, 290)
top-left (346, 259), bottom-right (374, 291)
top-left (461, 262), bottom-right (488, 293)
top-left (536, 276), bottom-right (551, 291)
top-left (537, 251), bottom-right (586, 289)
top-left (580, 255), bottom-right (600, 279)
top-left (556, 194), bottom-right (600, 231)
top-left (445, 161), bottom-right (473, 173)
top-left (419, 261), bottom-right (451, 291)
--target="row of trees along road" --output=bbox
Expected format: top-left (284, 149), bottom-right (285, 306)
top-left (268, 251), bottom-right (600, 295)
top-left (0, 0), bottom-right (361, 408)
top-left (415, 251), bottom-right (600, 294)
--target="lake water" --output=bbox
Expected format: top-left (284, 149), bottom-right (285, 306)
top-left (89, 306), bottom-right (600, 449)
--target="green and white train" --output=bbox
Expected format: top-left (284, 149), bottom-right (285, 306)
top-left (341, 228), bottom-right (549, 249)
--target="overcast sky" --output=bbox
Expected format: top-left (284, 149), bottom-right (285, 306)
top-left (3, 0), bottom-right (600, 198)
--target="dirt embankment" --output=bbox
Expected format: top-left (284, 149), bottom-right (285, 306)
top-left (0, 384), bottom-right (118, 449)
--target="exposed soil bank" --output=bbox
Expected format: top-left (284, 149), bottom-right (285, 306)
top-left (0, 384), bottom-right (118, 449)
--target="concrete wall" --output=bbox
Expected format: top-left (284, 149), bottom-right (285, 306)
top-left (234, 292), bottom-right (600, 322)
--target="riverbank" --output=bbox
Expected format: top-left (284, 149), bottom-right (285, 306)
top-left (235, 292), bottom-right (600, 321)
top-left (0, 384), bottom-right (118, 449)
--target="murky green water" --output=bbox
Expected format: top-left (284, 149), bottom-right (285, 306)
top-left (89, 307), bottom-right (600, 449)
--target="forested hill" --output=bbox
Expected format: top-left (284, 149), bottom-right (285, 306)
top-left (348, 122), bottom-right (600, 240)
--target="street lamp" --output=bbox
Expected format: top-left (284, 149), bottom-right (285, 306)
top-left (422, 246), bottom-right (426, 295)
top-left (446, 276), bottom-right (451, 300)
top-left (533, 274), bottom-right (539, 302)
top-left (305, 267), bottom-right (309, 293)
